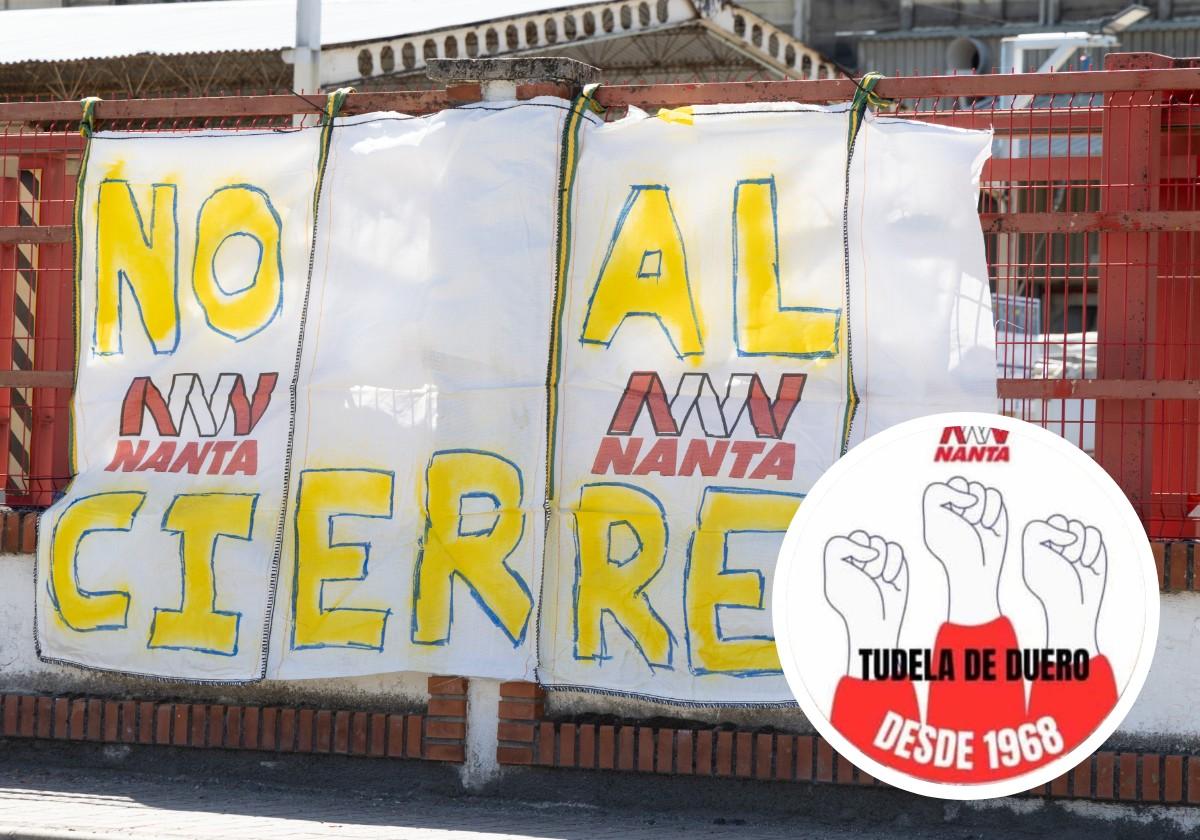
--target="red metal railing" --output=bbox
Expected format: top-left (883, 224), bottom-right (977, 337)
top-left (1, 53), bottom-right (1198, 537)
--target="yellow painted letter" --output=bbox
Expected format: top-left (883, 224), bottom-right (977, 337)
top-left (573, 482), bottom-right (673, 667)
top-left (734, 177), bottom-right (839, 357)
top-left (685, 487), bottom-right (800, 675)
top-left (292, 469), bottom-right (394, 650)
top-left (413, 450), bottom-right (532, 646)
top-left (94, 180), bottom-right (178, 355)
top-left (192, 185), bottom-right (284, 342)
top-left (580, 185), bottom-right (703, 358)
top-left (49, 491), bottom-right (143, 631)
top-left (148, 493), bottom-right (257, 656)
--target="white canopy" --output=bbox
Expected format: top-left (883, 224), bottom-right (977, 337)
top-left (0, 0), bottom-right (602, 64)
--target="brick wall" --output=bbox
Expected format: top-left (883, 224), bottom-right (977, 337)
top-left (496, 681), bottom-right (1200, 805)
top-left (425, 676), bottom-right (468, 762)
top-left (5, 521), bottom-right (1200, 804)
top-left (0, 510), bottom-right (37, 554)
top-left (1154, 542), bottom-right (1199, 591)
top-left (0, 674), bottom-right (467, 762)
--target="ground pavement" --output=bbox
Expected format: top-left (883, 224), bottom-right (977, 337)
top-left (0, 743), bottom-right (1196, 839)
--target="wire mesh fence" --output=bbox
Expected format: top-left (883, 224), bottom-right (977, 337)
top-left (0, 53), bottom-right (1197, 538)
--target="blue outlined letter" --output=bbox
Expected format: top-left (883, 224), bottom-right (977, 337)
top-left (292, 469), bottom-right (394, 651)
top-left (192, 184), bottom-right (284, 342)
top-left (147, 493), bottom-right (257, 656)
top-left (580, 185), bottom-right (703, 358)
top-left (572, 482), bottom-right (674, 669)
top-left (48, 491), bottom-right (143, 631)
top-left (684, 486), bottom-right (801, 676)
top-left (733, 176), bottom-right (839, 358)
top-left (94, 180), bottom-right (179, 355)
top-left (412, 450), bottom-right (532, 647)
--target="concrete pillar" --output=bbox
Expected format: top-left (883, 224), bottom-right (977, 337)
top-left (459, 677), bottom-right (502, 790)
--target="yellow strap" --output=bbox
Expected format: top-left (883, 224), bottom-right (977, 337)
top-left (579, 82), bottom-right (603, 114)
top-left (321, 87), bottom-right (355, 125)
top-left (656, 105), bottom-right (694, 125)
top-left (847, 72), bottom-right (891, 149)
top-left (78, 96), bottom-right (102, 138)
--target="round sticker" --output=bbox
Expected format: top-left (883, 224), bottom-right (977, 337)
top-left (772, 412), bottom-right (1159, 800)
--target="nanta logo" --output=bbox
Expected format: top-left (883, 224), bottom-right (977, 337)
top-left (607, 370), bottom-right (806, 439)
top-left (934, 425), bottom-right (1010, 463)
top-left (590, 371), bottom-right (804, 481)
top-left (105, 372), bottom-right (278, 476)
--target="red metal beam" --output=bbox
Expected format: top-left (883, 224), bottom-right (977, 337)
top-left (980, 210), bottom-right (1200, 233)
top-left (0, 99), bottom-right (1105, 136)
top-left (0, 67), bottom-right (1194, 124)
top-left (591, 68), bottom-right (1200, 109)
top-left (982, 156), bottom-right (1101, 183)
top-left (999, 379), bottom-right (1200, 399)
top-left (0, 87), bottom-right (483, 123)
top-left (0, 133), bottom-right (84, 156)
top-left (0, 371), bottom-right (73, 388)
top-left (0, 225), bottom-right (71, 245)
top-left (910, 109), bottom-right (1104, 133)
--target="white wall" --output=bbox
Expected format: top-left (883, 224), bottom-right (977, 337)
top-left (546, 593), bottom-right (1200, 742)
top-left (0, 553), bottom-right (428, 709)
top-left (4, 552), bottom-right (1199, 742)
top-left (1119, 593), bottom-right (1200, 737)
top-left (736, 0), bottom-right (797, 33)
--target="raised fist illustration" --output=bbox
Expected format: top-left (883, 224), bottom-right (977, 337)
top-left (922, 476), bottom-right (1008, 625)
top-left (1022, 515), bottom-right (1107, 655)
top-left (824, 531), bottom-right (908, 673)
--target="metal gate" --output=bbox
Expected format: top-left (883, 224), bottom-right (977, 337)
top-left (1, 52), bottom-right (1198, 538)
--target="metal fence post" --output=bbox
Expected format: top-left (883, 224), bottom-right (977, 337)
top-left (1147, 58), bottom-right (1200, 538)
top-left (1096, 52), bottom-right (1171, 520)
top-left (0, 159), bottom-right (17, 498)
top-left (30, 153), bottom-right (73, 507)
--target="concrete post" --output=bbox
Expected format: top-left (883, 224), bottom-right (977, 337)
top-left (460, 678), bottom-right (502, 790)
top-left (425, 57), bottom-right (600, 102)
top-left (293, 0), bottom-right (321, 126)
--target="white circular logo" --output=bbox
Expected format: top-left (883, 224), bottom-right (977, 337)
top-left (772, 412), bottom-right (1159, 800)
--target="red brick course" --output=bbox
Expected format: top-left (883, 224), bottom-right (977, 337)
top-left (0, 690), bottom-right (461, 765)
top-left (4, 521), bottom-right (1194, 795)
top-left (1154, 541), bottom-right (1196, 591)
top-left (423, 675), bottom-right (468, 763)
top-left (494, 681), bottom-right (1200, 806)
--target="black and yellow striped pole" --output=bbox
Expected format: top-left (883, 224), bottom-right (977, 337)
top-left (7, 163), bottom-right (41, 495)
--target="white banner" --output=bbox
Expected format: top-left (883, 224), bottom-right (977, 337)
top-left (538, 105), bottom-right (996, 703)
top-left (36, 128), bottom-right (321, 681)
top-left (270, 101), bottom-right (566, 681)
top-left (36, 96), bottom-right (996, 702)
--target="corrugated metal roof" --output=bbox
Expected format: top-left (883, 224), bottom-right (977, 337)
top-left (0, 0), bottom-right (607, 65)
top-left (856, 16), bottom-right (1200, 42)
